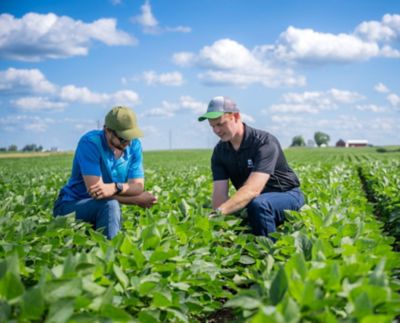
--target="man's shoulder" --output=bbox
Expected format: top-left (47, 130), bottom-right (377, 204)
top-left (246, 125), bottom-right (275, 145)
top-left (76, 130), bottom-right (103, 154)
top-left (80, 130), bottom-right (102, 143)
top-left (214, 140), bottom-right (229, 152)
top-left (129, 138), bottom-right (142, 149)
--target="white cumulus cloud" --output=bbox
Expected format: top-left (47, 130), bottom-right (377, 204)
top-left (0, 68), bottom-right (140, 111)
top-left (142, 71), bottom-right (184, 86)
top-left (0, 115), bottom-right (55, 133)
top-left (264, 88), bottom-right (364, 114)
top-left (271, 26), bottom-right (380, 63)
top-left (355, 14), bottom-right (400, 43)
top-left (142, 100), bottom-right (178, 117)
top-left (254, 14), bottom-right (400, 65)
top-left (374, 83), bottom-right (390, 93)
top-left (132, 1), bottom-right (191, 34)
top-left (60, 85), bottom-right (139, 106)
top-left (12, 97), bottom-right (66, 111)
top-left (0, 13), bottom-right (136, 61)
top-left (173, 38), bottom-right (305, 88)
top-left (179, 96), bottom-right (206, 114)
top-left (387, 93), bottom-right (400, 107)
top-left (355, 104), bottom-right (386, 112)
top-left (0, 68), bottom-right (56, 93)
top-left (142, 96), bottom-right (207, 118)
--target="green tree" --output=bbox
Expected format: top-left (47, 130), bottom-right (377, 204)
top-left (290, 135), bottom-right (305, 147)
top-left (314, 131), bottom-right (330, 147)
top-left (22, 144), bottom-right (37, 152)
top-left (8, 144), bottom-right (18, 151)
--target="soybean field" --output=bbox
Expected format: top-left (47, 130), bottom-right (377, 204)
top-left (0, 147), bottom-right (399, 322)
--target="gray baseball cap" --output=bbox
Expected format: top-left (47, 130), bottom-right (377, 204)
top-left (198, 96), bottom-right (239, 121)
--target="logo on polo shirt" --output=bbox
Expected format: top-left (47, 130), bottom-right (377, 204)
top-left (247, 159), bottom-right (254, 168)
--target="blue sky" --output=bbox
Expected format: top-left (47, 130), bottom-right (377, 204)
top-left (1, 0), bottom-right (399, 151)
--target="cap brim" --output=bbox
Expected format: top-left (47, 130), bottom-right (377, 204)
top-left (198, 111), bottom-right (224, 122)
top-left (117, 127), bottom-right (144, 140)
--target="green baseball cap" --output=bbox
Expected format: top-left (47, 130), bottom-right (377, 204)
top-left (198, 96), bottom-right (240, 121)
top-left (105, 106), bottom-right (143, 140)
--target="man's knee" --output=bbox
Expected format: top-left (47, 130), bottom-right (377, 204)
top-left (104, 199), bottom-right (121, 220)
top-left (247, 195), bottom-right (270, 216)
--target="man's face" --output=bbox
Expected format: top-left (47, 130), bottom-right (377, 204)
top-left (208, 113), bottom-right (237, 142)
top-left (107, 129), bottom-right (131, 150)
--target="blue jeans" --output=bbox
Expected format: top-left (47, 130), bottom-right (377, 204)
top-left (246, 187), bottom-right (304, 237)
top-left (53, 195), bottom-right (121, 240)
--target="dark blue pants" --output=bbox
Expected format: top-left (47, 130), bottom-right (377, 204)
top-left (53, 196), bottom-right (121, 240)
top-left (246, 187), bottom-right (304, 237)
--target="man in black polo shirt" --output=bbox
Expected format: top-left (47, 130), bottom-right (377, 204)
top-left (198, 96), bottom-right (304, 237)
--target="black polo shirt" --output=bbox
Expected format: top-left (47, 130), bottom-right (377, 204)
top-left (211, 124), bottom-right (300, 192)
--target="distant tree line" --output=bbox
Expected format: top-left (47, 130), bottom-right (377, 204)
top-left (290, 131), bottom-right (330, 147)
top-left (0, 144), bottom-right (44, 152)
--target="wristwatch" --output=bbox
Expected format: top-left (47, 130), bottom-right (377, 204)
top-left (114, 182), bottom-right (123, 195)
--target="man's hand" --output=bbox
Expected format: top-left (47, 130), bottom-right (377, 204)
top-left (208, 208), bottom-right (223, 218)
top-left (133, 191), bottom-right (158, 208)
top-left (89, 182), bottom-right (116, 199)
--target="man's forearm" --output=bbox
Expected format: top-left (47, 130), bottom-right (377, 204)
top-left (218, 186), bottom-right (259, 214)
top-left (113, 194), bottom-right (141, 205)
top-left (120, 182), bottom-right (144, 196)
top-left (114, 191), bottom-right (157, 208)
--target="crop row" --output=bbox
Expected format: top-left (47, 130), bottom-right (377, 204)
top-left (359, 160), bottom-right (400, 246)
top-left (223, 163), bottom-right (400, 321)
top-left (0, 157), bottom-right (399, 322)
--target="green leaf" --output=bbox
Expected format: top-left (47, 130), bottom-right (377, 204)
top-left (0, 271), bottom-right (25, 300)
top-left (360, 315), bottom-right (394, 323)
top-left (293, 232), bottom-right (312, 261)
top-left (113, 264), bottom-right (129, 290)
top-left (353, 292), bottom-right (373, 318)
top-left (46, 299), bottom-right (74, 323)
top-left (138, 275), bottom-right (161, 295)
top-left (170, 282), bottom-right (190, 291)
top-left (82, 278), bottom-right (106, 296)
top-left (178, 199), bottom-right (190, 217)
top-left (239, 255), bottom-right (255, 265)
top-left (141, 225), bottom-right (161, 250)
top-left (120, 235), bottom-right (135, 255)
top-left (101, 304), bottom-right (132, 322)
top-left (45, 278), bottom-right (82, 301)
top-left (149, 250), bottom-right (175, 263)
top-left (21, 286), bottom-right (45, 320)
top-left (138, 309), bottom-right (160, 323)
top-left (285, 253), bottom-right (307, 280)
top-left (165, 308), bottom-right (188, 323)
top-left (224, 295), bottom-right (261, 310)
top-left (270, 266), bottom-right (288, 305)
top-left (281, 297), bottom-right (300, 323)
top-left (369, 258), bottom-right (386, 286)
top-left (152, 290), bottom-right (172, 307)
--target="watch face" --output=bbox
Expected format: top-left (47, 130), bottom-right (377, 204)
top-left (116, 182), bottom-right (123, 192)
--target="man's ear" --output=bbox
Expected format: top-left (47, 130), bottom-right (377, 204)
top-left (233, 112), bottom-right (241, 121)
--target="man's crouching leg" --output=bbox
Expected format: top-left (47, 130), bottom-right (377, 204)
top-left (96, 199), bottom-right (121, 239)
top-left (247, 194), bottom-right (279, 237)
top-left (247, 189), bottom-right (304, 238)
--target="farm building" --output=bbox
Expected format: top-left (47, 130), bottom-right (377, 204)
top-left (346, 139), bottom-right (368, 147)
top-left (336, 139), bottom-right (346, 147)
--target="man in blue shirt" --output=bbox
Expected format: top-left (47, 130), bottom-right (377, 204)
top-left (54, 106), bottom-right (157, 239)
top-left (199, 96), bottom-right (304, 238)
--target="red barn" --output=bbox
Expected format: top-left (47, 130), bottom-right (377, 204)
top-left (346, 140), bottom-right (368, 147)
